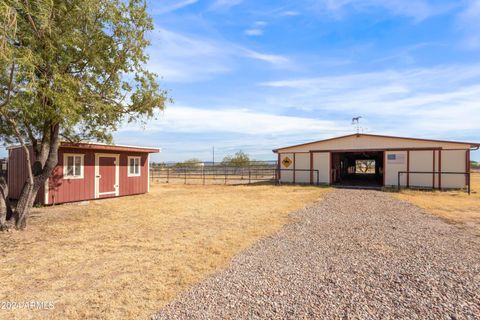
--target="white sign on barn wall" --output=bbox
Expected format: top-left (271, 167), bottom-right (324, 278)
top-left (387, 153), bottom-right (405, 164)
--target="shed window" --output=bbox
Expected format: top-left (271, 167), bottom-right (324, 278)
top-left (64, 154), bottom-right (84, 179)
top-left (128, 157), bottom-right (141, 177)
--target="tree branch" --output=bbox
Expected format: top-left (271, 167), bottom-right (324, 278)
top-left (0, 62), bottom-right (15, 109)
top-left (22, 0), bottom-right (39, 35)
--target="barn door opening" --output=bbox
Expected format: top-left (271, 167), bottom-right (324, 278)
top-left (94, 153), bottom-right (120, 199)
top-left (331, 151), bottom-right (384, 188)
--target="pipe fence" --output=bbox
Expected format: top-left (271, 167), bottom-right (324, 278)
top-left (150, 165), bottom-right (278, 185)
top-left (150, 165), bottom-right (322, 186)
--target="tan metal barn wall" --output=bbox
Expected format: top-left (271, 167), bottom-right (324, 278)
top-left (275, 134), bottom-right (474, 188)
top-left (313, 152), bottom-right (330, 184)
top-left (384, 149), bottom-right (467, 189)
top-left (409, 150), bottom-right (435, 187)
top-left (384, 151), bottom-right (407, 186)
top-left (441, 150), bottom-right (467, 189)
top-left (279, 152), bottom-right (330, 184)
top-left (294, 153), bottom-right (310, 183)
top-left (279, 153), bottom-right (294, 183)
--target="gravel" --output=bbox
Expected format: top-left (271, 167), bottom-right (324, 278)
top-left (153, 189), bottom-right (480, 320)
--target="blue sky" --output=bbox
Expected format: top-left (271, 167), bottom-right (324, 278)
top-left (8, 0), bottom-right (480, 162)
top-left (116, 0), bottom-right (480, 162)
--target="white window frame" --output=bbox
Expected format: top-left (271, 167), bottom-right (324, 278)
top-left (127, 156), bottom-right (141, 177)
top-left (63, 153), bottom-right (84, 179)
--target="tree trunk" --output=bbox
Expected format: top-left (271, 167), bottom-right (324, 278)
top-left (12, 124), bottom-right (60, 230)
top-left (13, 181), bottom-right (40, 229)
top-left (0, 177), bottom-right (8, 230)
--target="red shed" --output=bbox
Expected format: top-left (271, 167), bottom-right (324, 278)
top-left (7, 142), bottom-right (160, 205)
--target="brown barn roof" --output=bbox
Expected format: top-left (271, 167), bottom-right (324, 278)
top-left (273, 133), bottom-right (480, 153)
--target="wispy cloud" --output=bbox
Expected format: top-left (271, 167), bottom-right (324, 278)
top-left (259, 64), bottom-right (480, 136)
top-left (457, 0), bottom-right (480, 49)
top-left (241, 49), bottom-right (290, 66)
top-left (244, 21), bottom-right (267, 36)
top-left (147, 27), bottom-right (291, 81)
top-left (121, 106), bottom-right (347, 135)
top-left (118, 106), bottom-right (352, 160)
top-left (118, 63), bottom-right (480, 161)
top-left (147, 28), bottom-right (231, 82)
top-left (148, 0), bottom-right (198, 15)
top-left (309, 0), bottom-right (452, 21)
top-left (211, 0), bottom-right (243, 9)
top-left (370, 42), bottom-right (445, 65)
top-left (280, 11), bottom-right (301, 16)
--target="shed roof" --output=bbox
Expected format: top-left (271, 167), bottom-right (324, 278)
top-left (8, 141), bottom-right (160, 153)
top-left (273, 133), bottom-right (480, 153)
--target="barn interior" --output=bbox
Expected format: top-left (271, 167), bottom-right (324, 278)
top-left (331, 151), bottom-right (384, 187)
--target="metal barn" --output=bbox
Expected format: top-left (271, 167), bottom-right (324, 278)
top-left (8, 142), bottom-right (159, 205)
top-left (273, 134), bottom-right (479, 190)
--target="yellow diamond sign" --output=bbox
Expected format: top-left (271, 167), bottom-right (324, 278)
top-left (282, 157), bottom-right (293, 168)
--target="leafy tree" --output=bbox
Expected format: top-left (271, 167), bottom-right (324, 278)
top-left (175, 158), bottom-right (203, 167)
top-left (356, 160), bottom-right (376, 173)
top-left (0, 0), bottom-right (167, 229)
top-left (222, 151), bottom-right (251, 167)
top-left (471, 161), bottom-right (480, 169)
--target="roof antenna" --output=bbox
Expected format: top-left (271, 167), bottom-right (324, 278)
top-left (352, 116), bottom-right (362, 134)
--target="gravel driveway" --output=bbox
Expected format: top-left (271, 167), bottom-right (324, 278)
top-left (153, 189), bottom-right (480, 319)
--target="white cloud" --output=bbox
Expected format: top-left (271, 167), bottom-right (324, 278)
top-left (240, 48), bottom-right (289, 66)
top-left (149, 0), bottom-right (198, 15)
top-left (120, 106), bottom-right (349, 135)
top-left (457, 0), bottom-right (480, 49)
top-left (115, 63), bottom-right (480, 161)
top-left (147, 28), bottom-right (231, 81)
top-left (259, 64), bottom-right (480, 136)
top-left (147, 27), bottom-right (290, 81)
top-left (281, 11), bottom-right (301, 16)
top-left (245, 29), bottom-right (263, 36)
top-left (244, 21), bottom-right (267, 36)
top-left (117, 106), bottom-right (354, 160)
top-left (309, 0), bottom-right (451, 21)
top-left (211, 0), bottom-right (243, 9)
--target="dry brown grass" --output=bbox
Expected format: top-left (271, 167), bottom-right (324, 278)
top-left (396, 173), bottom-right (480, 231)
top-left (0, 183), bottom-right (328, 320)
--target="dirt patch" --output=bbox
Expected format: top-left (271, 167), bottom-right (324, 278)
top-left (0, 184), bottom-right (328, 319)
top-left (396, 173), bottom-right (480, 232)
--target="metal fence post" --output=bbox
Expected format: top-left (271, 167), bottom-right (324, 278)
top-left (184, 167), bottom-right (187, 184)
top-left (248, 167), bottom-right (251, 184)
top-left (203, 166), bottom-right (205, 185)
top-left (167, 167), bottom-right (170, 183)
top-left (468, 172), bottom-right (471, 195)
top-left (224, 165), bottom-right (227, 184)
